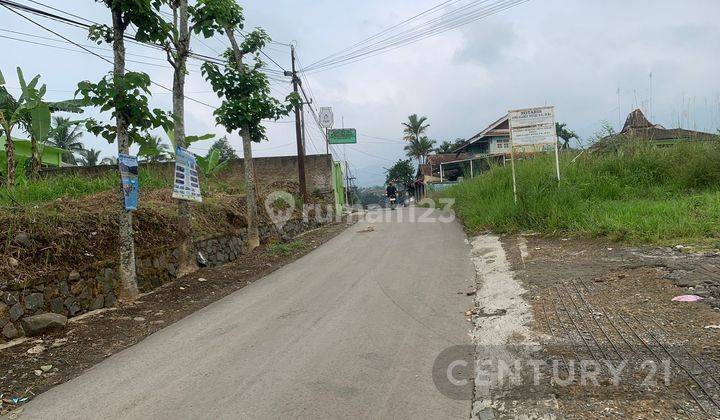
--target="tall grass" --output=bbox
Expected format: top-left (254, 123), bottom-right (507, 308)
top-left (440, 141), bottom-right (720, 245)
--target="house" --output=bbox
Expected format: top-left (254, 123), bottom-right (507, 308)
top-left (591, 109), bottom-right (718, 151)
top-left (452, 114), bottom-right (512, 156)
top-left (0, 137), bottom-right (65, 167)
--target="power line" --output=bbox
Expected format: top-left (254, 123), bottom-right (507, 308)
top-left (0, 0), bottom-right (288, 79)
top-left (305, 0), bottom-right (528, 73)
top-left (307, 0), bottom-right (462, 69)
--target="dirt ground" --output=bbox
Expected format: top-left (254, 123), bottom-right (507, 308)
top-left (0, 221), bottom-right (350, 415)
top-left (500, 235), bottom-right (720, 419)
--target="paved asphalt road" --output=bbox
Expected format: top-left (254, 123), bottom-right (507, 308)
top-left (18, 208), bottom-right (474, 419)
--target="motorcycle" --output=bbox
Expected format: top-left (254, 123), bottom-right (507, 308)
top-left (388, 195), bottom-right (397, 210)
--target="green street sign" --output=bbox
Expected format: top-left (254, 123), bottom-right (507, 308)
top-left (328, 128), bottom-right (357, 144)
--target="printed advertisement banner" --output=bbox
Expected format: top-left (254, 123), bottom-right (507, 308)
top-left (172, 146), bottom-right (203, 203)
top-left (118, 153), bottom-right (139, 211)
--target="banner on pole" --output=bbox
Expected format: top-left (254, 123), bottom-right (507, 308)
top-left (172, 146), bottom-right (203, 203)
top-left (319, 107), bottom-right (334, 128)
top-left (118, 154), bottom-right (139, 211)
top-left (508, 106), bottom-right (557, 152)
top-left (328, 128), bottom-right (357, 144)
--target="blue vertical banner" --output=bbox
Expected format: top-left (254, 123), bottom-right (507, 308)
top-left (118, 153), bottom-right (139, 211)
top-left (172, 146), bottom-right (203, 202)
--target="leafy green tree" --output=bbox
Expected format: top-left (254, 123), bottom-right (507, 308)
top-left (385, 159), bottom-right (415, 191)
top-left (77, 0), bottom-right (172, 300)
top-left (78, 148), bottom-right (102, 166)
top-left (556, 122), bottom-right (579, 150)
top-left (207, 136), bottom-right (237, 162)
top-left (48, 116), bottom-right (85, 164)
top-left (402, 114), bottom-right (429, 143)
top-left (197, 0), bottom-right (299, 250)
top-left (435, 138), bottom-right (465, 154)
top-left (404, 136), bottom-right (436, 164)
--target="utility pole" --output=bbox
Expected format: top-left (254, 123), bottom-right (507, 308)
top-left (287, 45), bottom-right (308, 201)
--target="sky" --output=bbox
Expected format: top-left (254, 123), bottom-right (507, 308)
top-left (1, 0), bottom-right (719, 186)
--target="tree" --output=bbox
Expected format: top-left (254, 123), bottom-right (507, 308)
top-left (78, 148), bottom-right (102, 166)
top-left (101, 156), bottom-right (118, 165)
top-left (402, 114), bottom-right (429, 143)
top-left (160, 0), bottom-right (210, 276)
top-left (385, 158), bottom-right (415, 191)
top-left (48, 116), bottom-right (85, 164)
top-left (435, 138), bottom-right (465, 154)
top-left (137, 134), bottom-right (172, 162)
top-left (197, 0), bottom-right (298, 251)
top-left (207, 136), bottom-right (237, 162)
top-left (77, 0), bottom-right (171, 300)
top-left (0, 70), bottom-right (21, 186)
top-left (556, 122), bottom-right (579, 150)
top-left (404, 136), bottom-right (436, 164)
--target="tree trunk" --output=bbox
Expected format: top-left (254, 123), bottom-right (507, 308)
top-left (172, 0), bottom-right (195, 275)
top-left (225, 28), bottom-right (260, 250)
top-left (30, 135), bottom-right (41, 178)
top-left (240, 124), bottom-right (260, 249)
top-left (3, 127), bottom-right (14, 187)
top-left (112, 8), bottom-right (139, 300)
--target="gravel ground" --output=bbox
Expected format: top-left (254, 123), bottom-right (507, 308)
top-left (497, 235), bottom-right (720, 419)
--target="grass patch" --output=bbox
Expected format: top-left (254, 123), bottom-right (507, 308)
top-left (267, 240), bottom-right (307, 256)
top-left (438, 141), bottom-right (720, 246)
top-left (0, 166), bottom-right (244, 207)
top-left (0, 169), bottom-right (171, 207)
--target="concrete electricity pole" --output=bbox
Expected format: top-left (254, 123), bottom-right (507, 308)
top-left (288, 45), bottom-right (308, 201)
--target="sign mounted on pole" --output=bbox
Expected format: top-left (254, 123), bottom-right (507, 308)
top-left (172, 146), bottom-right (203, 203)
top-left (118, 154), bottom-right (139, 211)
top-left (318, 107), bottom-right (334, 128)
top-left (328, 128), bottom-right (357, 144)
top-left (507, 106), bottom-right (561, 203)
top-left (508, 106), bottom-right (557, 149)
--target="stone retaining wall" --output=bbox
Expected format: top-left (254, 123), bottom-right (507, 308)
top-left (0, 216), bottom-right (327, 341)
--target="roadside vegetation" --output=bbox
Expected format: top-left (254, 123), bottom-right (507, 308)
top-left (438, 140), bottom-right (720, 245)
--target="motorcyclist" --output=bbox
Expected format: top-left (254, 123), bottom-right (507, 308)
top-left (386, 181), bottom-right (398, 199)
top-left (386, 181), bottom-right (398, 209)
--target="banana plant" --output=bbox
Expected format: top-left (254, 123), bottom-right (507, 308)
top-left (0, 68), bottom-right (83, 185)
top-left (165, 128), bottom-right (214, 151)
top-left (196, 148), bottom-right (228, 178)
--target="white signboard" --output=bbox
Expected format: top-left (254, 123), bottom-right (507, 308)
top-left (318, 107), bottom-right (334, 128)
top-left (508, 106), bottom-right (557, 146)
top-left (172, 146), bottom-right (202, 203)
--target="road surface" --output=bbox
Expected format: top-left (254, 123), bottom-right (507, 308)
top-left (18, 208), bottom-right (474, 419)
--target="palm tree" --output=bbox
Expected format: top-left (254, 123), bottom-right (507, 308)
top-left (48, 116), bottom-right (84, 165)
top-left (405, 136), bottom-right (436, 164)
top-left (137, 134), bottom-right (172, 162)
top-left (101, 156), bottom-right (118, 166)
top-left (556, 122), bottom-right (579, 150)
top-left (78, 148), bottom-right (101, 166)
top-left (402, 114), bottom-right (429, 143)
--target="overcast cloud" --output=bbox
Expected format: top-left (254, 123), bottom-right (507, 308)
top-left (1, 0), bottom-right (718, 186)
